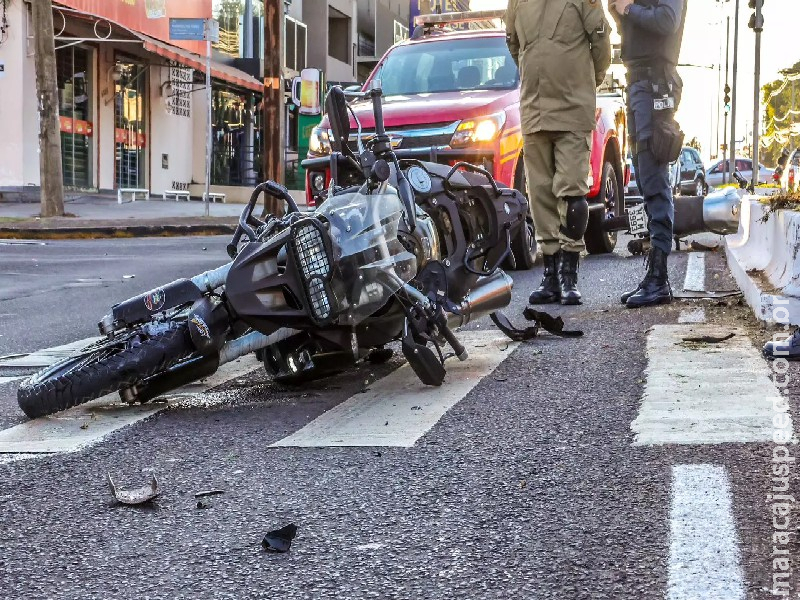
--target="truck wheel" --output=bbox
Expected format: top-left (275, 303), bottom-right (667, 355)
top-left (508, 157), bottom-right (538, 270)
top-left (585, 161), bottom-right (620, 255)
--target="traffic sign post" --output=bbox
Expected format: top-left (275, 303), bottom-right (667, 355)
top-left (169, 18), bottom-right (218, 217)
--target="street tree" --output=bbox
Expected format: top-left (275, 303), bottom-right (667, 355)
top-left (762, 60), bottom-right (800, 166)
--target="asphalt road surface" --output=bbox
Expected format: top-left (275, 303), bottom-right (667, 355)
top-left (0, 236), bottom-right (797, 599)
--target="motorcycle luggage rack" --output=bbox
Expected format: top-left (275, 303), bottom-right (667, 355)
top-left (443, 161), bottom-right (501, 196)
top-left (227, 180), bottom-right (301, 259)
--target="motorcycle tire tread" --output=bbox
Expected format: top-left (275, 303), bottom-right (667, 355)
top-left (17, 324), bottom-right (193, 419)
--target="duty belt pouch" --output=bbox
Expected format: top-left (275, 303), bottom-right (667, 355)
top-left (650, 74), bottom-right (684, 164)
top-left (651, 110), bottom-right (684, 164)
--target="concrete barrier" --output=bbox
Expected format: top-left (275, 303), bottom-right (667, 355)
top-left (725, 196), bottom-right (800, 325)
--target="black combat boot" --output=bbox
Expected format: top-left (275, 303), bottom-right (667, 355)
top-left (559, 250), bottom-right (582, 306)
top-left (620, 285), bottom-right (640, 304)
top-left (529, 251), bottom-right (561, 304)
top-left (763, 329), bottom-right (800, 361)
top-left (626, 246), bottom-right (673, 308)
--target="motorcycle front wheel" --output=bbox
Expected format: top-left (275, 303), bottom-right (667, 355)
top-left (17, 322), bottom-right (194, 419)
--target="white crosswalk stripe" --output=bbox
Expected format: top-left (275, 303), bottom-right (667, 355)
top-left (668, 464), bottom-right (745, 600)
top-left (632, 324), bottom-right (787, 445)
top-left (0, 355), bottom-right (261, 456)
top-left (272, 331), bottom-right (518, 448)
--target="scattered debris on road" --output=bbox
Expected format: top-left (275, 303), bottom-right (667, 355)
top-left (673, 290), bottom-right (742, 299)
top-left (681, 333), bottom-right (736, 344)
top-left (194, 489), bottom-right (225, 498)
top-left (107, 473), bottom-right (160, 505)
top-left (262, 523), bottom-right (298, 553)
top-left (122, 275), bottom-right (135, 279)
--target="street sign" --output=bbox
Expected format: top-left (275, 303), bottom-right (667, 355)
top-left (169, 18), bottom-right (206, 41)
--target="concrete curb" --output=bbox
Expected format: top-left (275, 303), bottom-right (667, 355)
top-left (0, 224), bottom-right (237, 240)
top-left (725, 197), bottom-right (800, 325)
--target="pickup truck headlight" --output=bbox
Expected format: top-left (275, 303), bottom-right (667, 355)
top-left (309, 127), bottom-right (331, 155)
top-left (450, 112), bottom-right (506, 148)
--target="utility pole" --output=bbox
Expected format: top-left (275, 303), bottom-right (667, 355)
top-left (722, 16), bottom-right (730, 183)
top-left (728, 0), bottom-right (740, 185)
top-left (31, 0), bottom-right (65, 217)
top-left (750, 0), bottom-right (763, 191)
top-left (263, 0), bottom-right (284, 216)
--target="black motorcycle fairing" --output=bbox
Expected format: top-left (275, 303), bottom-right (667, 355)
top-left (224, 226), bottom-right (316, 336)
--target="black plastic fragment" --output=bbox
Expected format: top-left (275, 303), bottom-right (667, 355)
top-left (262, 523), bottom-right (298, 553)
top-left (522, 308), bottom-right (584, 338)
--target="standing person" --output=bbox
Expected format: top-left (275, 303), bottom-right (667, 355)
top-left (505, 0), bottom-right (611, 305)
top-left (610, 0), bottom-right (688, 308)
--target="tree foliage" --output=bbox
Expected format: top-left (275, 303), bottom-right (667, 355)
top-left (762, 60), bottom-right (800, 167)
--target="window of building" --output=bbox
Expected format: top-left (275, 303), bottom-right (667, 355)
top-left (212, 87), bottom-right (261, 186)
top-left (57, 46), bottom-right (93, 189)
top-left (114, 60), bottom-right (148, 190)
top-left (328, 7), bottom-right (351, 65)
top-left (212, 0), bottom-right (264, 58)
top-left (393, 20), bottom-right (408, 45)
top-left (285, 16), bottom-right (307, 73)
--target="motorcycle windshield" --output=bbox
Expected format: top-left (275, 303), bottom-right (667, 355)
top-left (315, 189), bottom-right (417, 324)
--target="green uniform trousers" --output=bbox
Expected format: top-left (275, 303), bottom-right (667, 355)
top-left (522, 130), bottom-right (592, 255)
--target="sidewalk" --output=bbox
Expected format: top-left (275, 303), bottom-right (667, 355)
top-left (0, 193), bottom-right (308, 239)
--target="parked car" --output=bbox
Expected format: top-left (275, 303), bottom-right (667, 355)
top-left (778, 148), bottom-right (800, 192)
top-left (304, 11), bottom-right (629, 260)
top-left (669, 147), bottom-right (707, 196)
top-left (706, 157), bottom-right (774, 189)
top-left (625, 152), bottom-right (640, 197)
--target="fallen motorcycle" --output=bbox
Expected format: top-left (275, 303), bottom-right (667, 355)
top-left (606, 177), bottom-right (744, 255)
top-left (17, 86), bottom-right (528, 418)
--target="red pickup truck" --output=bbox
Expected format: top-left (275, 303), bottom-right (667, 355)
top-left (305, 14), bottom-right (628, 268)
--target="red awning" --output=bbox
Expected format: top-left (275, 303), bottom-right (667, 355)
top-left (138, 33), bottom-right (262, 93)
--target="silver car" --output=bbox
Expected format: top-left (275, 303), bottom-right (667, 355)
top-left (706, 157), bottom-right (774, 189)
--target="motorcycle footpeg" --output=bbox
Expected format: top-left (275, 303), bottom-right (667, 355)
top-left (402, 334), bottom-right (446, 387)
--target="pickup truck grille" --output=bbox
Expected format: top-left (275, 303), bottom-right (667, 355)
top-left (346, 121), bottom-right (459, 153)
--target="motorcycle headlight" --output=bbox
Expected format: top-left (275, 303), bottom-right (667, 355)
top-left (292, 220), bottom-right (334, 323)
top-left (309, 127), bottom-right (331, 155)
top-left (450, 112), bottom-right (506, 148)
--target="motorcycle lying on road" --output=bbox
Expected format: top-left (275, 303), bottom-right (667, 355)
top-left (17, 86), bottom-right (530, 418)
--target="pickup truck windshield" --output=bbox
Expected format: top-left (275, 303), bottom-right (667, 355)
top-left (374, 36), bottom-right (519, 96)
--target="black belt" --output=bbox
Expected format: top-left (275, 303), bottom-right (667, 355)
top-left (627, 64), bottom-right (673, 85)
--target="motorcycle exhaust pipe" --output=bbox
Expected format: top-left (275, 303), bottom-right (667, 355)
top-left (604, 188), bottom-right (742, 236)
top-left (218, 328), bottom-right (301, 366)
top-left (448, 270), bottom-right (514, 329)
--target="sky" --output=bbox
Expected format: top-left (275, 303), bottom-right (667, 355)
top-left (470, 0), bottom-right (800, 164)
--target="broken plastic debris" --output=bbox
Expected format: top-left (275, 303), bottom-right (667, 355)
top-left (122, 275), bottom-right (135, 279)
top-left (262, 523), bottom-right (298, 553)
top-left (107, 473), bottom-right (160, 505)
top-left (194, 489), bottom-right (225, 498)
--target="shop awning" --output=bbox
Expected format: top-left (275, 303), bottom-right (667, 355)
top-left (51, 3), bottom-right (263, 93)
top-left (137, 33), bottom-right (263, 93)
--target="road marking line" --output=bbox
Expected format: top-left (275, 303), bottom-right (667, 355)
top-left (631, 324), bottom-right (788, 445)
top-left (683, 252), bottom-right (706, 292)
top-left (272, 331), bottom-right (519, 448)
top-left (0, 376), bottom-right (27, 385)
top-left (668, 464), bottom-right (745, 600)
top-left (0, 336), bottom-right (102, 368)
top-left (0, 355), bottom-right (260, 455)
top-left (678, 308), bottom-right (706, 323)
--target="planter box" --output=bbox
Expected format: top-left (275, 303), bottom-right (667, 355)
top-left (725, 196), bottom-right (800, 325)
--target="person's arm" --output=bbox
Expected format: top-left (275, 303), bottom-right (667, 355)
top-left (626, 0), bottom-right (683, 35)
top-left (584, 4), bottom-right (611, 87)
top-left (505, 0), bottom-right (520, 67)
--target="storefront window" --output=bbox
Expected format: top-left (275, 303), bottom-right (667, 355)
top-left (212, 87), bottom-right (261, 186)
top-left (212, 0), bottom-right (264, 58)
top-left (114, 61), bottom-right (148, 189)
top-left (57, 46), bottom-right (93, 189)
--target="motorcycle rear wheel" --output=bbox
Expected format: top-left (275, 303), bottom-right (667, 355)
top-left (17, 323), bottom-right (193, 419)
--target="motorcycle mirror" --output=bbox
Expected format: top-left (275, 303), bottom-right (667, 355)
top-left (325, 87), bottom-right (351, 152)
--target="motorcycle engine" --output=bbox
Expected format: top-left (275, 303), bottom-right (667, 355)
top-left (399, 206), bottom-right (442, 269)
